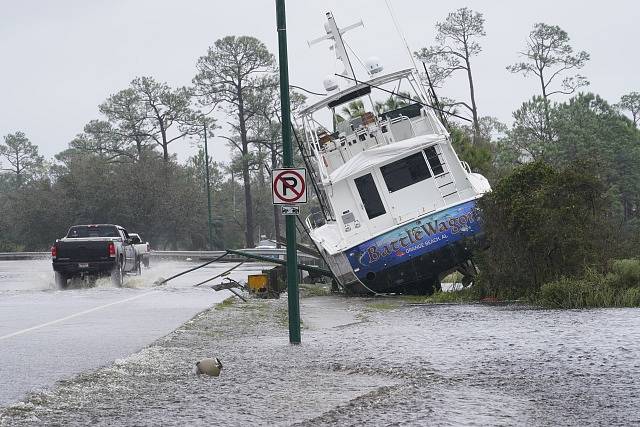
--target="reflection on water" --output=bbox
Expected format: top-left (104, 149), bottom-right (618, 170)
top-left (2, 298), bottom-right (639, 426)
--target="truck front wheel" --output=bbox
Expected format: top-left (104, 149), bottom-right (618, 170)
top-left (54, 271), bottom-right (68, 289)
top-left (111, 261), bottom-right (124, 287)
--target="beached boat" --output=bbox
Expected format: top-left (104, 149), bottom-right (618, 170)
top-left (299, 12), bottom-right (491, 294)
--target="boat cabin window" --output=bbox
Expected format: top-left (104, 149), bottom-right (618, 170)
top-left (380, 152), bottom-right (431, 193)
top-left (354, 174), bottom-right (386, 219)
top-left (424, 146), bottom-right (444, 175)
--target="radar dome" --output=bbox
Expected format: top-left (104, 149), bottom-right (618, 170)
top-left (323, 76), bottom-right (339, 92)
top-left (365, 56), bottom-right (384, 75)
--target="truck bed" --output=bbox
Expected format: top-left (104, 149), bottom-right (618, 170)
top-left (54, 238), bottom-right (117, 262)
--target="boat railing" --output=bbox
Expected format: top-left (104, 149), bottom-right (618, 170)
top-left (303, 119), bottom-right (331, 181)
top-left (384, 115), bottom-right (416, 142)
top-left (461, 160), bottom-right (472, 174)
top-left (304, 106), bottom-right (444, 179)
top-left (305, 209), bottom-right (327, 230)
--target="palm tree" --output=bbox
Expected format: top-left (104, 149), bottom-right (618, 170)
top-left (374, 91), bottom-right (412, 114)
top-left (341, 100), bottom-right (366, 119)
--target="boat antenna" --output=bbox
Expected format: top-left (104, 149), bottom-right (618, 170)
top-left (384, 0), bottom-right (420, 72)
top-left (308, 12), bottom-right (363, 86)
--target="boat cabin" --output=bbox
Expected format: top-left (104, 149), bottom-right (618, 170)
top-left (300, 69), bottom-right (486, 251)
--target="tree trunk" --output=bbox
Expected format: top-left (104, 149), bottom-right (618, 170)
top-left (539, 72), bottom-right (552, 143)
top-left (162, 143), bottom-right (169, 162)
top-left (135, 138), bottom-right (143, 162)
top-left (160, 122), bottom-right (169, 162)
top-left (15, 151), bottom-right (22, 188)
top-left (238, 93), bottom-right (255, 248)
top-left (465, 56), bottom-right (480, 140)
top-left (258, 145), bottom-right (266, 188)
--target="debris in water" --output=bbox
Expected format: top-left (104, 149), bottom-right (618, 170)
top-left (195, 358), bottom-right (223, 377)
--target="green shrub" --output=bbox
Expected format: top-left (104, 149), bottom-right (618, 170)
top-left (476, 161), bottom-right (609, 297)
top-left (538, 276), bottom-right (606, 309)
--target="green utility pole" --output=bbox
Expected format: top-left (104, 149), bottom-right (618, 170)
top-left (204, 122), bottom-right (214, 250)
top-left (276, 0), bottom-right (301, 344)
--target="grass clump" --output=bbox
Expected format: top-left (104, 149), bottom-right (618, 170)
top-left (425, 287), bottom-right (479, 303)
top-left (299, 283), bottom-right (331, 297)
top-left (215, 297), bottom-right (237, 310)
top-left (401, 286), bottom-right (479, 304)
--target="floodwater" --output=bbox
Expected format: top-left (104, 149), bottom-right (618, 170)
top-left (0, 258), bottom-right (270, 408)
top-left (2, 292), bottom-right (639, 426)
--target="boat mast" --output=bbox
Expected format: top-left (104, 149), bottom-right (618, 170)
top-left (308, 12), bottom-right (363, 86)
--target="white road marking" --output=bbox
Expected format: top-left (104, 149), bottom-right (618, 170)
top-left (0, 290), bottom-right (157, 341)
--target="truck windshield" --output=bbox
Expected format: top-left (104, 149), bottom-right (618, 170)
top-left (66, 226), bottom-right (120, 238)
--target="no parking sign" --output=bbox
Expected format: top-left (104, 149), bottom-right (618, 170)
top-left (272, 168), bottom-right (307, 205)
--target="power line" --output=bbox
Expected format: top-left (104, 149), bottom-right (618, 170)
top-left (289, 84), bottom-right (326, 97)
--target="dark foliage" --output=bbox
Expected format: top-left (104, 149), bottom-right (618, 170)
top-left (476, 161), bottom-right (611, 296)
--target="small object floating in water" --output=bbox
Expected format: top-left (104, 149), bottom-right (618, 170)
top-left (196, 358), bottom-right (223, 377)
top-left (186, 257), bottom-right (193, 261)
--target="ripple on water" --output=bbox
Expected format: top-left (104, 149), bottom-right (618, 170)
top-left (2, 300), bottom-right (640, 426)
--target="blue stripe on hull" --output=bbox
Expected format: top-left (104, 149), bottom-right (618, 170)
top-left (344, 199), bottom-right (482, 281)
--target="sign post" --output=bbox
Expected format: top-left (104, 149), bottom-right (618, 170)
top-left (203, 121), bottom-right (214, 250)
top-left (275, 0), bottom-right (301, 345)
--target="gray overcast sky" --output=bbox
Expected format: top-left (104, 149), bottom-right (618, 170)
top-left (0, 0), bottom-right (637, 163)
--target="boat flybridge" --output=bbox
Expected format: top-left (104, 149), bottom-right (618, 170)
top-left (299, 12), bottom-right (491, 294)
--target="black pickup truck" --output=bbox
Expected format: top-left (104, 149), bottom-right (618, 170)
top-left (51, 224), bottom-right (139, 288)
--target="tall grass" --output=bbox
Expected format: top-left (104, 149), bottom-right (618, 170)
top-left (536, 259), bottom-right (640, 309)
top-left (610, 259), bottom-right (640, 287)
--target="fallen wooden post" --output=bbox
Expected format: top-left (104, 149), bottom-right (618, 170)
top-left (211, 278), bottom-right (248, 302)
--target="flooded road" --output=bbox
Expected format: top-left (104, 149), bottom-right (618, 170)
top-left (305, 302), bottom-right (640, 426)
top-left (0, 258), bottom-right (268, 407)
top-left (2, 293), bottom-right (639, 426)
